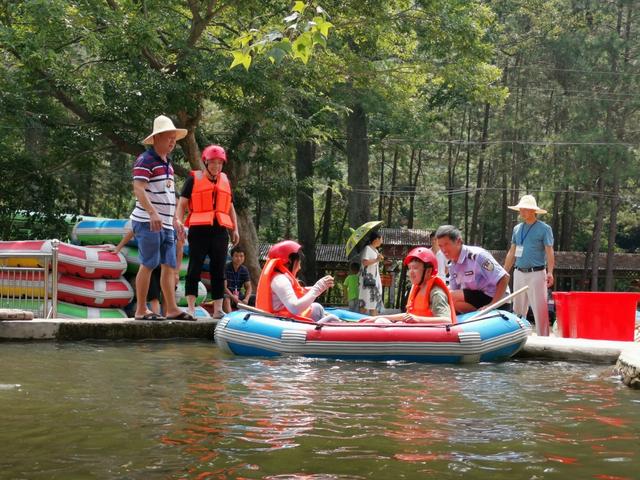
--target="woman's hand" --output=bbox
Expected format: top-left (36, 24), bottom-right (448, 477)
top-left (231, 229), bottom-right (240, 246)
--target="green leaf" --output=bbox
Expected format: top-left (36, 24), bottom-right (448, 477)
top-left (292, 35), bottom-right (312, 64)
top-left (267, 47), bottom-right (287, 65)
top-left (292, 1), bottom-right (306, 14)
top-left (229, 50), bottom-right (251, 70)
top-left (312, 16), bottom-right (333, 37)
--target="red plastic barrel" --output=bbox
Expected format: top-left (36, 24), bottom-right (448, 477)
top-left (552, 292), bottom-right (640, 341)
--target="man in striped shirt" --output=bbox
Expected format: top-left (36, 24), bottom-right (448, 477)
top-left (130, 115), bottom-right (194, 321)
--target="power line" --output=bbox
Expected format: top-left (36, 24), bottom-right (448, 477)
top-left (348, 186), bottom-right (636, 201)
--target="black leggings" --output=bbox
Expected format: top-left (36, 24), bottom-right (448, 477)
top-left (186, 227), bottom-right (228, 299)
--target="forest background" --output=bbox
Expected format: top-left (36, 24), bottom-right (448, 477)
top-left (1, 0), bottom-right (639, 291)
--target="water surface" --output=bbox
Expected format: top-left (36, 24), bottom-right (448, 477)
top-left (0, 342), bottom-right (638, 479)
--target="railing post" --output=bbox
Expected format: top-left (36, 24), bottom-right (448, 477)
top-left (50, 239), bottom-right (59, 318)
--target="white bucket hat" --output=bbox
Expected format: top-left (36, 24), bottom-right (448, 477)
top-left (142, 115), bottom-right (188, 145)
top-left (508, 194), bottom-right (547, 214)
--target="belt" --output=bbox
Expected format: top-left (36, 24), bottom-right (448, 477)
top-left (515, 265), bottom-right (545, 273)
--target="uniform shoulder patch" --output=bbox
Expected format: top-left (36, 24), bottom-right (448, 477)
top-left (482, 259), bottom-right (494, 272)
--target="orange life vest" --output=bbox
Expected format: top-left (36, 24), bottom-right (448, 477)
top-left (406, 276), bottom-right (457, 323)
top-left (255, 258), bottom-right (314, 323)
top-left (185, 171), bottom-right (234, 229)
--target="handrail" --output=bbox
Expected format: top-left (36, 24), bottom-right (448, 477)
top-left (0, 239), bottom-right (59, 318)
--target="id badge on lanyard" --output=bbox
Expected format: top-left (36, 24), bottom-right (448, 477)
top-left (515, 245), bottom-right (524, 258)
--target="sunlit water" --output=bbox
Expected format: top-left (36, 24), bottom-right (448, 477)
top-left (0, 342), bottom-right (638, 480)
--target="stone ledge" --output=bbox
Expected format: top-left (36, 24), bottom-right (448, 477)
top-left (0, 318), bottom-right (219, 341)
top-left (616, 348), bottom-right (640, 389)
top-left (518, 336), bottom-right (637, 364)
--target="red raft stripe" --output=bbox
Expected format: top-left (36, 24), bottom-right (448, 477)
top-left (305, 323), bottom-right (462, 343)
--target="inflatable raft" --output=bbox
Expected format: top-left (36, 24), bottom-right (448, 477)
top-left (175, 281), bottom-right (208, 307)
top-left (71, 218), bottom-right (131, 245)
top-left (215, 310), bottom-right (531, 363)
top-left (0, 272), bottom-right (133, 308)
top-left (0, 240), bottom-right (126, 278)
top-left (0, 298), bottom-right (127, 319)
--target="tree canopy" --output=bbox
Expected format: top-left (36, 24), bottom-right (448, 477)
top-left (1, 0), bottom-right (638, 289)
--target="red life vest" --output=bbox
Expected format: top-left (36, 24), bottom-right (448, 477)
top-left (185, 171), bottom-right (234, 229)
top-left (255, 258), bottom-right (314, 323)
top-left (406, 276), bottom-right (457, 323)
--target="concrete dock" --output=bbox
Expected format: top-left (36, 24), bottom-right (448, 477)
top-left (1, 317), bottom-right (639, 388)
top-left (0, 317), bottom-right (218, 341)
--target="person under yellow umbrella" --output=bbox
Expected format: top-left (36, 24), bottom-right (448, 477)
top-left (345, 220), bottom-right (384, 315)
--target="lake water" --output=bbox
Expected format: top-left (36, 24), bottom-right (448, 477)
top-left (1, 342), bottom-right (638, 480)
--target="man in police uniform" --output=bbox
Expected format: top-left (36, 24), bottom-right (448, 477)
top-left (435, 225), bottom-right (510, 314)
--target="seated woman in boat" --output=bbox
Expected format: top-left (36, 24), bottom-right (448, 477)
top-left (256, 240), bottom-right (336, 322)
top-left (366, 247), bottom-right (456, 324)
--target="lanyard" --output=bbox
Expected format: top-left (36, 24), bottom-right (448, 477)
top-left (230, 266), bottom-right (241, 289)
top-left (520, 221), bottom-right (537, 244)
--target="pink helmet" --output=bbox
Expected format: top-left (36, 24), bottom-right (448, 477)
top-left (404, 247), bottom-right (438, 277)
top-left (268, 240), bottom-right (302, 262)
top-left (202, 145), bottom-right (227, 163)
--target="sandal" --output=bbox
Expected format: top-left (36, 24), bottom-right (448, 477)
top-left (134, 312), bottom-right (166, 321)
top-left (166, 311), bottom-right (197, 321)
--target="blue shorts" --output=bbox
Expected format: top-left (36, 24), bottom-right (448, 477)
top-left (132, 220), bottom-right (176, 269)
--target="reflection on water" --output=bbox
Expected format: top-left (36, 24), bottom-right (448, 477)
top-left (0, 343), bottom-right (638, 480)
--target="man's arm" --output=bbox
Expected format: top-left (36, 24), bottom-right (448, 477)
top-left (243, 280), bottom-right (253, 302)
top-left (504, 244), bottom-right (517, 273)
top-left (133, 180), bottom-right (161, 232)
top-left (489, 273), bottom-right (510, 306)
top-left (545, 245), bottom-right (555, 287)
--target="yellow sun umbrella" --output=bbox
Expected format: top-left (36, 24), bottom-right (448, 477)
top-left (345, 220), bottom-right (383, 259)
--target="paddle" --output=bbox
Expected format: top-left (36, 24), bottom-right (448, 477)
top-left (465, 286), bottom-right (529, 321)
top-left (236, 303), bottom-right (316, 324)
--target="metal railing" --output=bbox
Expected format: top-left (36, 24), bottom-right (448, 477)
top-left (0, 239), bottom-right (59, 318)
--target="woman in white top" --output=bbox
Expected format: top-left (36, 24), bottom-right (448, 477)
top-left (255, 240), bottom-right (335, 322)
top-left (359, 232), bottom-right (384, 315)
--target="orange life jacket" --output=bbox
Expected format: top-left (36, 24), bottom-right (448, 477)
top-left (255, 258), bottom-right (314, 323)
top-left (185, 171), bottom-right (234, 229)
top-left (406, 276), bottom-right (457, 323)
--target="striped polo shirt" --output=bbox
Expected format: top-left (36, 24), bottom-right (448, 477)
top-left (129, 148), bottom-right (176, 230)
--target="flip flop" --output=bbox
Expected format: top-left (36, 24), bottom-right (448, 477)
top-left (134, 312), bottom-right (166, 321)
top-left (166, 311), bottom-right (197, 321)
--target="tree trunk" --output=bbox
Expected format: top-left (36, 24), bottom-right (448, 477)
top-left (584, 176), bottom-right (606, 291)
top-left (346, 103), bottom-right (370, 228)
top-left (225, 148), bottom-right (261, 288)
top-left (605, 173), bottom-right (620, 291)
top-left (285, 164), bottom-right (294, 239)
top-left (464, 114), bottom-right (472, 240)
top-left (408, 148), bottom-right (424, 229)
top-left (387, 145), bottom-right (399, 227)
top-left (295, 141), bottom-right (317, 284)
top-left (470, 103), bottom-right (490, 244)
top-left (378, 146), bottom-right (385, 220)
top-left (254, 164), bottom-right (262, 233)
top-left (320, 184), bottom-right (333, 245)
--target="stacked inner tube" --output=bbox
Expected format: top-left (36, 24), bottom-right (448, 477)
top-left (72, 218), bottom-right (208, 309)
top-left (0, 240), bottom-right (132, 318)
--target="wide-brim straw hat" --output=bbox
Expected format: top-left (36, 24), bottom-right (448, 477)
top-left (508, 194), bottom-right (547, 214)
top-left (142, 115), bottom-right (188, 145)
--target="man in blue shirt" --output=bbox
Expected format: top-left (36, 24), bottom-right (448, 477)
top-left (504, 195), bottom-right (555, 336)
top-left (223, 246), bottom-right (253, 312)
top-left (436, 225), bottom-right (510, 314)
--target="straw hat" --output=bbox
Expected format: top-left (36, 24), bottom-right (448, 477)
top-left (142, 115), bottom-right (188, 145)
top-left (508, 195), bottom-right (547, 214)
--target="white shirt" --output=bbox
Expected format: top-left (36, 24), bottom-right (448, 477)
top-left (271, 274), bottom-right (323, 315)
top-left (435, 249), bottom-right (448, 282)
